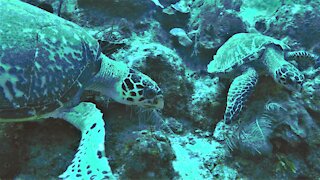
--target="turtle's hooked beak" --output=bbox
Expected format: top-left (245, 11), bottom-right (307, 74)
top-left (141, 94), bottom-right (164, 110)
top-left (153, 95), bottom-right (164, 109)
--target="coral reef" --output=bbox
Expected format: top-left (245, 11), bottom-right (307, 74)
top-left (1, 0), bottom-right (319, 179)
top-left (117, 130), bottom-right (176, 179)
top-left (187, 75), bottom-right (225, 128)
top-left (22, 0), bottom-right (78, 18)
top-left (299, 67), bottom-right (320, 112)
top-left (188, 0), bottom-right (246, 56)
top-left (257, 2), bottom-right (320, 51)
top-left (0, 121), bottom-right (77, 179)
top-left (217, 77), bottom-right (320, 178)
top-left (169, 133), bottom-right (229, 179)
top-left (111, 34), bottom-right (194, 120)
top-left (0, 124), bottom-right (24, 178)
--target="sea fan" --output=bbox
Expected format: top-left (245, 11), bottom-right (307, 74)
top-left (227, 114), bottom-right (273, 155)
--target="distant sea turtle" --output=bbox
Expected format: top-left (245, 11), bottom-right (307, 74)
top-left (0, 1), bottom-right (163, 179)
top-left (207, 33), bottom-right (311, 124)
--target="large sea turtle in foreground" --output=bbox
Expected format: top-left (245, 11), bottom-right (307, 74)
top-left (207, 33), bottom-right (313, 124)
top-left (0, 0), bottom-right (164, 179)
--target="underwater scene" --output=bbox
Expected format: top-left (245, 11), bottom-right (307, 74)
top-left (0, 0), bottom-right (320, 179)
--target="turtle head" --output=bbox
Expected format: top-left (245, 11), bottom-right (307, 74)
top-left (275, 64), bottom-right (304, 91)
top-left (116, 68), bottom-right (164, 109)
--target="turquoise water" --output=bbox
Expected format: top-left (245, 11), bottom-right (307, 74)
top-left (0, 0), bottom-right (319, 179)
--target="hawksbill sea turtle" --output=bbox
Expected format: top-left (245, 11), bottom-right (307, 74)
top-left (0, 0), bottom-right (164, 179)
top-left (207, 33), bottom-right (313, 124)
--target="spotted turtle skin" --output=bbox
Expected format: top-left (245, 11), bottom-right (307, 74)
top-left (0, 1), bottom-right (101, 119)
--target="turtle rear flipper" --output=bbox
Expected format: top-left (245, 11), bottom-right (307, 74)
top-left (52, 102), bottom-right (115, 180)
top-left (224, 68), bottom-right (258, 124)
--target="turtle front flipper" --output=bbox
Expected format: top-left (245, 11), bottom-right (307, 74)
top-left (51, 102), bottom-right (115, 180)
top-left (285, 51), bottom-right (318, 62)
top-left (224, 68), bottom-right (258, 124)
top-left (285, 51), bottom-right (319, 69)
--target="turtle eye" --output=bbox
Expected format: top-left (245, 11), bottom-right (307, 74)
top-left (143, 87), bottom-right (157, 99)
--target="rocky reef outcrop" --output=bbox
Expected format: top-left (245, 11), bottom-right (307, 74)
top-left (0, 0), bottom-right (319, 179)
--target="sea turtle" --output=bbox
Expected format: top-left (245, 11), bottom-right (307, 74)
top-left (207, 33), bottom-right (310, 124)
top-left (0, 0), bottom-right (164, 179)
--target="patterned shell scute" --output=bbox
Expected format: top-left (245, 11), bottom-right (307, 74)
top-left (0, 1), bottom-right (102, 119)
top-left (207, 33), bottom-right (290, 73)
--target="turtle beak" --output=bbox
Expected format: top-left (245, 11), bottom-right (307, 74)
top-left (154, 95), bottom-right (164, 109)
top-left (143, 95), bottom-right (164, 109)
